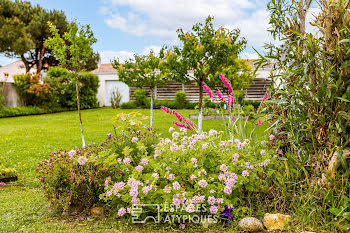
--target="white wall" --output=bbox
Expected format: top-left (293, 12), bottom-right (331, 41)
top-left (95, 72), bottom-right (130, 106)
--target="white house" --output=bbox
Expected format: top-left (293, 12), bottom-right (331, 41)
top-left (92, 64), bottom-right (129, 107)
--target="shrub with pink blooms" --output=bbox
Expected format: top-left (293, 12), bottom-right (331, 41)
top-left (100, 127), bottom-right (276, 224)
top-left (37, 112), bottom-right (158, 211)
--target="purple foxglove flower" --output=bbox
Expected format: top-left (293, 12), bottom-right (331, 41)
top-left (107, 133), bottom-right (112, 139)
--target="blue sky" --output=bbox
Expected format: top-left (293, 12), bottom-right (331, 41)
top-left (1, 0), bottom-right (275, 66)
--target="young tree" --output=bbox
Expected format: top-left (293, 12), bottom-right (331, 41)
top-left (112, 51), bottom-right (167, 127)
top-left (165, 16), bottom-right (247, 132)
top-left (45, 21), bottom-right (97, 147)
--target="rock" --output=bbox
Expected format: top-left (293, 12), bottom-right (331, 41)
top-left (62, 205), bottom-right (83, 217)
top-left (238, 217), bottom-right (264, 232)
top-left (263, 213), bottom-right (291, 231)
top-left (90, 206), bottom-right (103, 216)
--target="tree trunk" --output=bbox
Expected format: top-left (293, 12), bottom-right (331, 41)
top-left (37, 45), bottom-right (46, 74)
top-left (150, 87), bottom-right (154, 127)
top-left (74, 73), bottom-right (85, 148)
top-left (20, 55), bottom-right (30, 73)
top-left (198, 79), bottom-right (204, 133)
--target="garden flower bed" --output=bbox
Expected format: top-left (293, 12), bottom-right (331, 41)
top-left (37, 112), bottom-right (277, 228)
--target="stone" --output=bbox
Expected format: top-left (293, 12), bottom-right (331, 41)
top-left (238, 217), bottom-right (264, 232)
top-left (263, 213), bottom-right (291, 231)
top-left (90, 206), bottom-right (103, 216)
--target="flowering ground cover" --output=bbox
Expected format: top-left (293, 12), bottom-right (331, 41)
top-left (0, 107), bottom-right (269, 232)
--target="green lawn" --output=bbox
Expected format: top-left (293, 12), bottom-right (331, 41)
top-left (0, 107), bottom-right (238, 232)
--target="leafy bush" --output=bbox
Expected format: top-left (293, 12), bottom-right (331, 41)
top-left (0, 105), bottom-right (68, 118)
top-left (134, 89), bottom-right (148, 107)
top-left (110, 87), bottom-right (122, 109)
top-left (37, 112), bottom-right (157, 211)
top-left (174, 91), bottom-right (188, 109)
top-left (0, 163), bottom-right (17, 178)
top-left (120, 101), bottom-right (138, 109)
top-left (45, 67), bottom-right (99, 109)
top-left (13, 73), bottom-right (54, 107)
top-left (233, 90), bottom-right (245, 105)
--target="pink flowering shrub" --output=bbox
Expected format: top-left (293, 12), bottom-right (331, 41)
top-left (101, 127), bottom-right (275, 223)
top-left (37, 112), bottom-right (158, 211)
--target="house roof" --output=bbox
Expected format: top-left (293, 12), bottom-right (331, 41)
top-left (92, 64), bottom-right (117, 74)
top-left (0, 60), bottom-right (36, 83)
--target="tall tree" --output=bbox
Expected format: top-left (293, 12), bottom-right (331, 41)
top-left (164, 16), bottom-right (247, 132)
top-left (0, 0), bottom-right (68, 73)
top-left (112, 50), bottom-right (167, 127)
top-left (45, 21), bottom-right (97, 148)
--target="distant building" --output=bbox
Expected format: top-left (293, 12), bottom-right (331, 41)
top-left (0, 60), bottom-right (36, 106)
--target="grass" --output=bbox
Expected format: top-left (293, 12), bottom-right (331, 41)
top-left (0, 107), bottom-right (245, 232)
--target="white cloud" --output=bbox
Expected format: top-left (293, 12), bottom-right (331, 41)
top-left (99, 45), bottom-right (164, 64)
top-left (101, 0), bottom-right (271, 47)
top-left (99, 50), bottom-right (135, 63)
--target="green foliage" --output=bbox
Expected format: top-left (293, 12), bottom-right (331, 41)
top-left (260, 0), bottom-right (350, 174)
top-left (133, 89), bottom-right (148, 107)
top-left (0, 83), bottom-right (4, 104)
top-left (0, 163), bottom-right (17, 178)
top-left (112, 51), bottom-right (167, 90)
top-left (77, 72), bottom-right (99, 109)
top-left (330, 194), bottom-right (350, 222)
top-left (0, 105), bottom-right (67, 118)
top-left (233, 90), bottom-right (245, 105)
top-left (174, 91), bottom-right (187, 109)
top-left (37, 113), bottom-right (157, 211)
top-left (13, 73), bottom-right (54, 107)
top-left (45, 21), bottom-right (97, 74)
top-left (110, 87), bottom-right (122, 109)
top-left (120, 101), bottom-right (138, 109)
top-left (0, 0), bottom-right (68, 73)
top-left (163, 16), bottom-right (250, 131)
top-left (12, 67), bottom-right (99, 109)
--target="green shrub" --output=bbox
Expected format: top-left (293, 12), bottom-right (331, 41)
top-left (77, 72), bottom-right (99, 109)
top-left (134, 89), bottom-right (148, 107)
top-left (120, 101), bottom-right (138, 109)
top-left (174, 91), bottom-right (187, 109)
top-left (13, 73), bottom-right (56, 107)
top-left (185, 102), bottom-right (197, 109)
top-left (37, 113), bottom-right (158, 211)
top-left (243, 104), bottom-right (255, 116)
top-left (233, 90), bottom-right (245, 105)
top-left (0, 163), bottom-right (17, 178)
top-left (0, 105), bottom-right (67, 118)
top-left (110, 87), bottom-right (122, 109)
top-left (241, 100), bottom-right (260, 109)
top-left (45, 67), bottom-right (99, 110)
